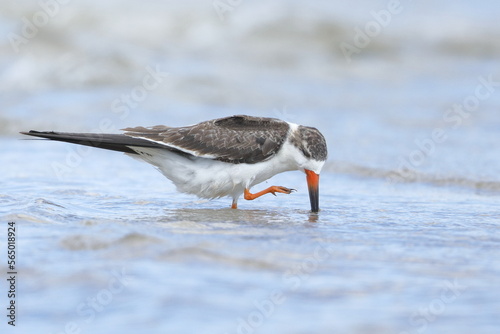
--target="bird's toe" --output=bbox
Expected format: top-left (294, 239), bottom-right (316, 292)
top-left (276, 186), bottom-right (295, 194)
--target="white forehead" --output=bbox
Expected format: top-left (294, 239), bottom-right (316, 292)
top-left (306, 159), bottom-right (326, 174)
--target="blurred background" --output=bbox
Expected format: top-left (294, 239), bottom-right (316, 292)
top-left (2, 0), bottom-right (499, 184)
top-left (1, 1), bottom-right (499, 333)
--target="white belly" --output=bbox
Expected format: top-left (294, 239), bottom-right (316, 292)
top-left (128, 144), bottom-right (298, 200)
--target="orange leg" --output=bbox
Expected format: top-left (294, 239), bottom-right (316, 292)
top-left (244, 186), bottom-right (295, 201)
top-left (231, 200), bottom-right (238, 209)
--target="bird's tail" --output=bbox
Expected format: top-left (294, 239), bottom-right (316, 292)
top-left (20, 130), bottom-right (166, 154)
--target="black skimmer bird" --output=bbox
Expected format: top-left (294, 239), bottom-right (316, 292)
top-left (21, 115), bottom-right (328, 212)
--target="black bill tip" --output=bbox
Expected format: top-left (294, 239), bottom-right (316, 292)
top-left (305, 170), bottom-right (320, 213)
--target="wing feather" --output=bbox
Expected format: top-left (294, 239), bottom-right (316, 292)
top-left (123, 115), bottom-right (290, 164)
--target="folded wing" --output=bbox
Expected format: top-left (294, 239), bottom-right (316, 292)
top-left (20, 131), bottom-right (167, 154)
top-left (123, 115), bottom-right (290, 164)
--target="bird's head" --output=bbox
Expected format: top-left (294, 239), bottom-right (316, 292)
top-left (289, 125), bottom-right (328, 213)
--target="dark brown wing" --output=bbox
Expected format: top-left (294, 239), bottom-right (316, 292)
top-left (19, 130), bottom-right (168, 155)
top-left (123, 115), bottom-right (290, 164)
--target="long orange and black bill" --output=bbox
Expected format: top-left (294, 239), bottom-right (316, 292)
top-left (305, 169), bottom-right (320, 213)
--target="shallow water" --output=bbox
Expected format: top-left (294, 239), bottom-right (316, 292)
top-left (2, 139), bottom-right (499, 334)
top-left (2, 1), bottom-right (500, 333)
